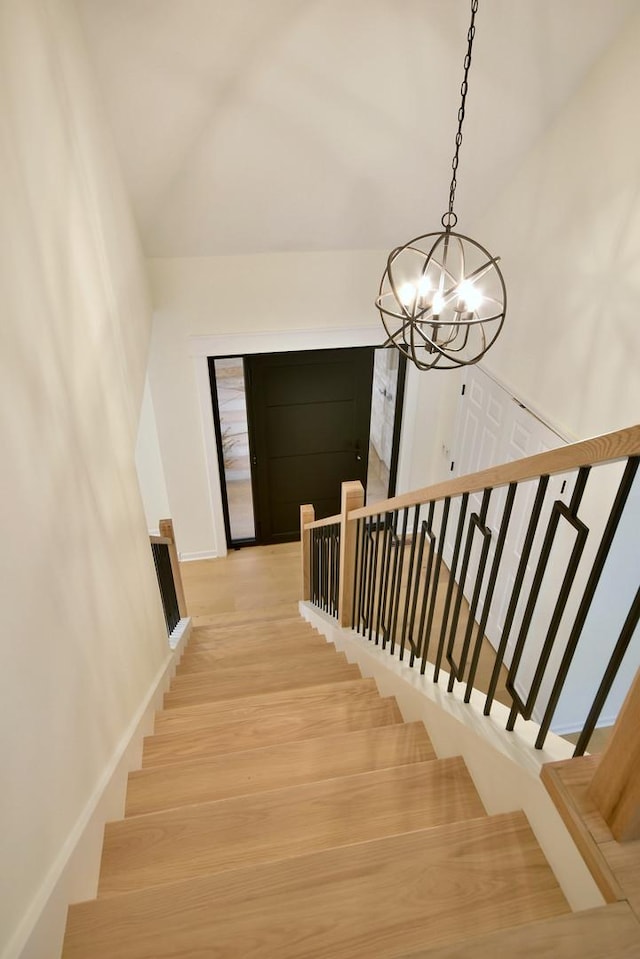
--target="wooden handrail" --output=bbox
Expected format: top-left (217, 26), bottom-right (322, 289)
top-left (149, 535), bottom-right (172, 545)
top-left (349, 424), bottom-right (640, 522)
top-left (305, 513), bottom-right (342, 531)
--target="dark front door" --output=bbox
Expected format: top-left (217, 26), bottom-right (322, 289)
top-left (247, 348), bottom-right (374, 543)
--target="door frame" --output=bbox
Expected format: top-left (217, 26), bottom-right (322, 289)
top-left (192, 326), bottom-right (403, 555)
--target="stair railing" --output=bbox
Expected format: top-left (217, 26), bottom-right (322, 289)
top-left (301, 424), bottom-right (640, 759)
top-left (150, 518), bottom-right (187, 637)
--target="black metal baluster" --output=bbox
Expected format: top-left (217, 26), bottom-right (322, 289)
top-left (367, 514), bottom-right (382, 643)
top-left (360, 518), bottom-right (374, 634)
top-left (535, 458), bottom-right (639, 749)
top-left (506, 467), bottom-right (590, 727)
top-left (485, 476), bottom-right (549, 718)
top-left (352, 518), bottom-right (363, 628)
top-left (433, 494), bottom-right (469, 682)
top-left (151, 542), bottom-right (180, 635)
top-left (465, 483), bottom-right (517, 703)
top-left (399, 508), bottom-right (421, 660)
top-left (389, 508), bottom-right (410, 654)
top-left (574, 585), bottom-right (640, 756)
top-left (407, 515), bottom-right (428, 661)
top-left (376, 513), bottom-right (394, 646)
top-left (421, 498), bottom-right (452, 677)
top-left (381, 512), bottom-right (400, 649)
top-left (446, 490), bottom-right (492, 692)
top-left (411, 506), bottom-right (437, 668)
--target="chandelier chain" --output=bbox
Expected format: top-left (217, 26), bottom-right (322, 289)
top-left (444, 0), bottom-right (479, 229)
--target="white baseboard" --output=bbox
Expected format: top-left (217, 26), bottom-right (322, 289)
top-left (179, 550), bottom-right (218, 562)
top-left (8, 621), bottom-right (191, 959)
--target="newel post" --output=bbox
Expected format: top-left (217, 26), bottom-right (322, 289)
top-left (588, 667), bottom-right (640, 841)
top-left (300, 504), bottom-right (315, 602)
top-left (158, 519), bottom-right (188, 618)
top-left (337, 481), bottom-right (365, 628)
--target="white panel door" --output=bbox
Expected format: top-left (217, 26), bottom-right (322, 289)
top-left (447, 368), bottom-right (571, 693)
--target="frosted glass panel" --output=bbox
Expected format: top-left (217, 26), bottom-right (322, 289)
top-left (214, 358), bottom-right (255, 541)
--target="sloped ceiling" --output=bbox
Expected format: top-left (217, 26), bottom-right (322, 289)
top-left (77, 0), bottom-right (635, 258)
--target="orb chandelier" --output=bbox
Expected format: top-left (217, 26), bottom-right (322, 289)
top-left (376, 0), bottom-right (506, 371)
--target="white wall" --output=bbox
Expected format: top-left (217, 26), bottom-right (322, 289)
top-left (135, 375), bottom-right (171, 533)
top-left (471, 10), bottom-right (640, 442)
top-left (147, 251), bottom-right (387, 558)
top-left (0, 1), bottom-right (169, 956)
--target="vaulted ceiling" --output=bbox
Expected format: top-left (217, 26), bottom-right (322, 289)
top-left (77, 0), bottom-right (635, 258)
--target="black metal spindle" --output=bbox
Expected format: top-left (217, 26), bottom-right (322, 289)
top-left (367, 514), bottom-right (382, 643)
top-left (389, 508), bottom-right (410, 654)
top-left (507, 468), bottom-right (590, 724)
top-left (465, 483), bottom-right (517, 703)
top-left (376, 513), bottom-right (394, 646)
top-left (399, 508), bottom-right (421, 660)
top-left (486, 476), bottom-right (549, 718)
top-left (151, 542), bottom-right (181, 635)
top-left (360, 518), bottom-right (375, 633)
top-left (433, 494), bottom-right (469, 681)
top-left (419, 498), bottom-right (451, 676)
top-left (535, 459), bottom-right (639, 748)
top-left (574, 585), bottom-right (640, 756)
top-left (407, 516), bottom-right (428, 661)
top-left (446, 489), bottom-right (492, 692)
top-left (411, 510), bottom-right (438, 668)
top-left (352, 517), bottom-right (363, 627)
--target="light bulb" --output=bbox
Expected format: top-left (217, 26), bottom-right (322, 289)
top-left (398, 282), bottom-right (416, 307)
top-left (456, 279), bottom-right (483, 312)
top-left (417, 275), bottom-right (432, 299)
top-left (432, 291), bottom-right (445, 316)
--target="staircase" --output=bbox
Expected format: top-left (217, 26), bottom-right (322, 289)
top-left (62, 611), bottom-right (637, 958)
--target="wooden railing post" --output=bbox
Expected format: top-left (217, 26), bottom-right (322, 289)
top-left (300, 504), bottom-right (315, 602)
top-left (338, 481), bottom-right (365, 628)
top-left (158, 518), bottom-right (187, 619)
top-left (588, 667), bottom-right (640, 841)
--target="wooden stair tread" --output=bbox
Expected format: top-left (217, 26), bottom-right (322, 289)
top-left (101, 757), bottom-right (484, 895)
top-left (395, 901), bottom-right (640, 959)
top-left (178, 634), bottom-right (328, 670)
top-left (64, 812), bottom-right (568, 959)
top-left (163, 657), bottom-right (362, 707)
top-left (154, 677), bottom-right (381, 736)
top-left (125, 722), bottom-right (436, 816)
top-left (192, 603), bottom-right (300, 629)
top-left (171, 643), bottom-right (346, 686)
top-left (144, 694), bottom-right (403, 767)
top-left (187, 617), bottom-right (318, 650)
